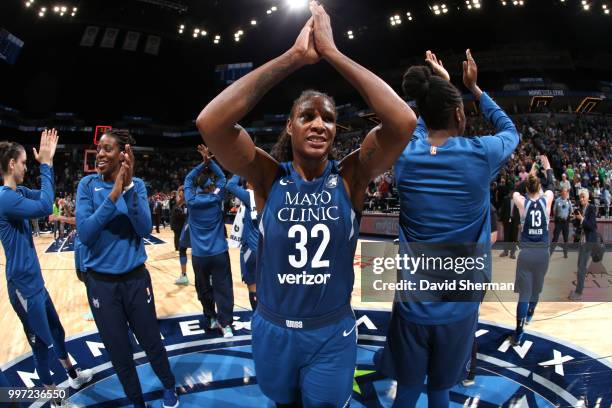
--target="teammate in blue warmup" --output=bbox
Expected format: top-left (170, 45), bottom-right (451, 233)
top-left (226, 175), bottom-right (259, 311)
top-left (184, 144), bottom-right (235, 338)
top-left (76, 129), bottom-right (178, 408)
top-left (377, 50), bottom-right (520, 407)
top-left (171, 186), bottom-right (189, 285)
top-left (510, 158), bottom-right (554, 346)
top-left (0, 130), bottom-right (93, 407)
top-left (196, 3), bottom-right (416, 406)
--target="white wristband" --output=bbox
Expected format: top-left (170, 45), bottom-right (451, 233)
top-left (123, 182), bottom-right (135, 192)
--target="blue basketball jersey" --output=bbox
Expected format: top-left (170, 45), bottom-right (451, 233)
top-left (521, 196), bottom-right (549, 244)
top-left (256, 161), bottom-right (360, 318)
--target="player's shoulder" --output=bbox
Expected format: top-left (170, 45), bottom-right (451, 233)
top-left (0, 186), bottom-right (19, 214)
top-left (0, 186), bottom-right (13, 200)
top-left (79, 174), bottom-right (99, 184)
top-left (77, 174), bottom-right (102, 193)
top-left (454, 135), bottom-right (489, 150)
top-left (0, 186), bottom-right (19, 199)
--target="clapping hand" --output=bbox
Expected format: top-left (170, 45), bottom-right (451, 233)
top-left (109, 161), bottom-right (127, 202)
top-left (462, 49), bottom-right (482, 98)
top-left (310, 1), bottom-right (338, 59)
top-left (425, 50), bottom-right (450, 81)
top-left (33, 129), bottom-right (59, 166)
top-left (290, 16), bottom-right (320, 66)
top-left (122, 144), bottom-right (135, 188)
top-left (197, 144), bottom-right (211, 164)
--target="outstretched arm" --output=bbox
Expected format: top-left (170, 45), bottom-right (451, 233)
top-left (463, 49), bottom-right (519, 177)
top-left (309, 2), bottom-right (416, 209)
top-left (196, 18), bottom-right (320, 196)
top-left (512, 191), bottom-right (526, 218)
top-left (2, 166), bottom-right (54, 219)
top-left (3, 129), bottom-right (59, 219)
top-left (226, 175), bottom-right (250, 205)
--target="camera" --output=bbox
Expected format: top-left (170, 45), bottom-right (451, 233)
top-left (535, 156), bottom-right (542, 169)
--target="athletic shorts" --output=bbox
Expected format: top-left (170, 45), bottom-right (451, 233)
top-left (514, 246), bottom-right (549, 302)
top-left (252, 311), bottom-right (356, 407)
top-left (376, 307), bottom-right (477, 390)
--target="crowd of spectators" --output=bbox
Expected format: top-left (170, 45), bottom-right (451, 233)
top-left (484, 113), bottom-right (611, 217)
top-left (13, 112), bottom-right (612, 226)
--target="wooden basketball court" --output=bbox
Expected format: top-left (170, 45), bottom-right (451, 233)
top-left (1, 227), bottom-right (610, 365)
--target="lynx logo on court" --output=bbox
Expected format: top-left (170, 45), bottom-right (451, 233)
top-left (46, 234), bottom-right (166, 253)
top-left (2, 310), bottom-right (610, 407)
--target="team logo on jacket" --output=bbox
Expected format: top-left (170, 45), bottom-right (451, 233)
top-left (326, 174), bottom-right (339, 189)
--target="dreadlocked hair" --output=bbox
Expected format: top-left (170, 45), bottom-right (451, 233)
top-left (103, 129), bottom-right (136, 151)
top-left (271, 90), bottom-right (338, 162)
top-left (0, 141), bottom-right (25, 176)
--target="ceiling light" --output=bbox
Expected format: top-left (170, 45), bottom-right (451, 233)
top-left (286, 0), bottom-right (307, 9)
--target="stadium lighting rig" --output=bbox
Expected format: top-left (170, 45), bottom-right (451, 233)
top-left (406, 11), bottom-right (413, 21)
top-left (431, 3), bottom-right (449, 15)
top-left (389, 14), bottom-right (402, 26)
top-left (581, 0), bottom-right (590, 10)
top-left (346, 30), bottom-right (354, 39)
top-left (286, 0), bottom-right (308, 10)
top-left (603, 4), bottom-right (610, 14)
top-left (466, 0), bottom-right (481, 10)
top-left (30, 3), bottom-right (77, 17)
top-left (501, 0), bottom-right (525, 5)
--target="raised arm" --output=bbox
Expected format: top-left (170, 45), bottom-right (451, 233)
top-left (196, 19), bottom-right (320, 194)
top-left (2, 165), bottom-right (54, 219)
top-left (117, 144), bottom-right (152, 237)
top-left (512, 191), bottom-right (526, 217)
top-left (226, 175), bottom-right (250, 205)
top-left (184, 156), bottom-right (223, 210)
top-left (309, 2), bottom-right (416, 208)
top-left (461, 50), bottom-right (519, 178)
top-left (3, 129), bottom-right (59, 219)
top-left (207, 158), bottom-right (227, 191)
top-left (21, 187), bottom-right (42, 200)
top-left (184, 162), bottom-right (205, 205)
